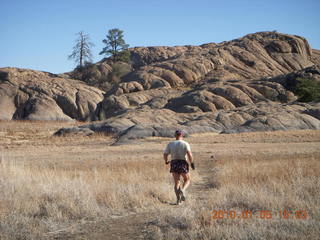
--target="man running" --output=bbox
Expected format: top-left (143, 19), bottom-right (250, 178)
top-left (163, 130), bottom-right (195, 205)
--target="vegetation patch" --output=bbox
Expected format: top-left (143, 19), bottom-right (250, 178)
top-left (293, 77), bottom-right (320, 102)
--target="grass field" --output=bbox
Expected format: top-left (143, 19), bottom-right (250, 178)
top-left (0, 120), bottom-right (319, 239)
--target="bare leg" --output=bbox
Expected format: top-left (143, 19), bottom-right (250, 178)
top-left (181, 172), bottom-right (191, 192)
top-left (172, 173), bottom-right (181, 204)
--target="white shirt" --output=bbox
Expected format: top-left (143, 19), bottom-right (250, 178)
top-left (164, 140), bottom-right (191, 161)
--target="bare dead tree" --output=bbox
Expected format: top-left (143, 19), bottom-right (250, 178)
top-left (68, 31), bottom-right (94, 68)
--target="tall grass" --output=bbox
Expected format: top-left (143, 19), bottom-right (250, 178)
top-left (0, 121), bottom-right (319, 239)
top-left (0, 156), bottom-right (181, 239)
top-left (152, 153), bottom-right (320, 240)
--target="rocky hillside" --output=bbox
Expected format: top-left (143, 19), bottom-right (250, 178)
top-left (124, 32), bottom-right (315, 87)
top-left (72, 31), bottom-right (318, 94)
top-left (0, 68), bottom-right (103, 121)
top-left (1, 31), bottom-right (320, 142)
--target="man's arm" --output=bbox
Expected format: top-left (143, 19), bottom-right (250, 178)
top-left (187, 151), bottom-right (193, 164)
top-left (187, 150), bottom-right (195, 170)
top-left (163, 153), bottom-right (170, 164)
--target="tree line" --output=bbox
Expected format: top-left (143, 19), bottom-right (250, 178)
top-left (68, 28), bottom-right (129, 69)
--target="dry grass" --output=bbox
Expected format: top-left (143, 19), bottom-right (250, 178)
top-left (0, 121), bottom-right (319, 239)
top-left (200, 156), bottom-right (319, 240)
top-left (0, 157), bottom-right (175, 239)
top-left (151, 133), bottom-right (320, 240)
top-left (0, 121), bottom-right (199, 239)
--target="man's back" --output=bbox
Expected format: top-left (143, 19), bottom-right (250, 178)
top-left (164, 140), bottom-right (191, 160)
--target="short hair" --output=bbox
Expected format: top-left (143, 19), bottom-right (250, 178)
top-left (175, 130), bottom-right (183, 136)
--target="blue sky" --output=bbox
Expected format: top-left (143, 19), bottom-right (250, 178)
top-left (1, 0), bottom-right (319, 74)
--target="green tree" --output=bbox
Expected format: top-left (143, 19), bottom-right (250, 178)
top-left (99, 28), bottom-right (130, 62)
top-left (68, 31), bottom-right (94, 68)
top-left (293, 78), bottom-right (320, 102)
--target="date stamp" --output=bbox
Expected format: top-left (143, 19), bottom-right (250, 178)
top-left (211, 210), bottom-right (308, 220)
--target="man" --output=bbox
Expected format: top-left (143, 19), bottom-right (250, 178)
top-left (163, 130), bottom-right (195, 205)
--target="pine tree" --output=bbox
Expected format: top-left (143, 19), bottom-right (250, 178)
top-left (99, 28), bottom-right (130, 62)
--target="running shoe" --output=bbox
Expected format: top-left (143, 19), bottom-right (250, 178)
top-left (179, 188), bottom-right (186, 201)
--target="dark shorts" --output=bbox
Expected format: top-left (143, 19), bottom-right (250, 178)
top-left (170, 159), bottom-right (189, 174)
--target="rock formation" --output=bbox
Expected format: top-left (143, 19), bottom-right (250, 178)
top-left (55, 101), bottom-right (320, 144)
top-left (0, 68), bottom-right (104, 120)
top-left (119, 31), bottom-right (316, 91)
top-left (1, 31), bottom-right (320, 143)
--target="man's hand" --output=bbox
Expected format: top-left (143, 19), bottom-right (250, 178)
top-left (191, 162), bottom-right (195, 170)
top-left (164, 153), bottom-right (170, 165)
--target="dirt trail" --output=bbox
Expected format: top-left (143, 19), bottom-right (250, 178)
top-left (63, 157), bottom-right (215, 240)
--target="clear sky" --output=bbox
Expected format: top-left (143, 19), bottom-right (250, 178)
top-left (1, 0), bottom-right (319, 74)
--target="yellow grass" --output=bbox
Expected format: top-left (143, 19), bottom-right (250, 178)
top-left (153, 132), bottom-right (320, 240)
top-left (0, 121), bottom-right (319, 239)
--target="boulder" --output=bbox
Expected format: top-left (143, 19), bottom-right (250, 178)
top-left (55, 102), bottom-right (320, 144)
top-left (165, 89), bottom-right (236, 113)
top-left (96, 88), bottom-right (182, 119)
top-left (303, 103), bottom-right (320, 120)
top-left (208, 85), bottom-right (254, 107)
top-left (0, 68), bottom-right (104, 121)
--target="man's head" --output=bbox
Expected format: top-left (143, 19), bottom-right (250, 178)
top-left (175, 130), bottom-right (183, 139)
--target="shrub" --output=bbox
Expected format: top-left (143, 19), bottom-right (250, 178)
top-left (293, 77), bottom-right (320, 102)
top-left (111, 62), bottom-right (131, 78)
top-left (70, 61), bottom-right (132, 92)
top-left (71, 62), bottom-right (102, 85)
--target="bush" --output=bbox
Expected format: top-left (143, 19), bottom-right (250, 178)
top-left (70, 61), bottom-right (132, 92)
top-left (71, 62), bottom-right (101, 84)
top-left (293, 78), bottom-right (320, 102)
top-left (111, 62), bottom-right (131, 78)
